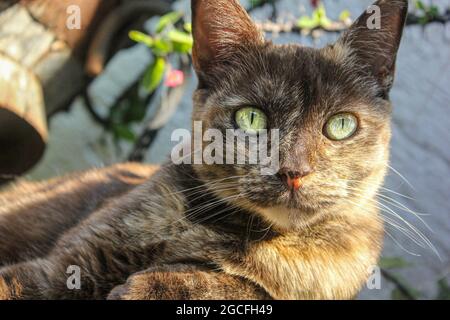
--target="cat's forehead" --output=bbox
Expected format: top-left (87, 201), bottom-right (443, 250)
top-left (216, 43), bottom-right (367, 110)
top-left (244, 43), bottom-right (352, 85)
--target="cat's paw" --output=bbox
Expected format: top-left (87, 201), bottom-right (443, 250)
top-left (0, 274), bottom-right (10, 300)
top-left (108, 265), bottom-right (200, 300)
top-left (0, 265), bottom-right (41, 300)
top-left (107, 271), bottom-right (191, 300)
top-left (0, 271), bottom-right (20, 300)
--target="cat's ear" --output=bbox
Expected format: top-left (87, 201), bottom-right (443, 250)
top-left (337, 0), bottom-right (408, 97)
top-left (191, 0), bottom-right (264, 78)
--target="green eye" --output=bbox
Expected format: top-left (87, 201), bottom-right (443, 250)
top-left (235, 107), bottom-right (268, 133)
top-left (325, 113), bottom-right (358, 141)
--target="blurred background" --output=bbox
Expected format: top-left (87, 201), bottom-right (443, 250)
top-left (0, 0), bottom-right (449, 299)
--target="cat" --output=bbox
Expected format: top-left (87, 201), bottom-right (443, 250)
top-left (0, 0), bottom-right (408, 300)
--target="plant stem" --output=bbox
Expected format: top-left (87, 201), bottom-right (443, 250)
top-left (381, 268), bottom-right (417, 300)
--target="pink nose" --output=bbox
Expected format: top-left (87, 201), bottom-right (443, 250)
top-left (277, 167), bottom-right (312, 191)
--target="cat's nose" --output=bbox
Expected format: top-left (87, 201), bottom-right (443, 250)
top-left (277, 167), bottom-right (312, 191)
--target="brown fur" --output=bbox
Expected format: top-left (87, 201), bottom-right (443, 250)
top-left (0, 163), bottom-right (158, 266)
top-left (0, 0), bottom-right (408, 300)
top-left (108, 264), bottom-right (269, 300)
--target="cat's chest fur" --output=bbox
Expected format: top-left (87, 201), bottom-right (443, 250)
top-left (204, 222), bottom-right (381, 299)
top-left (141, 164), bottom-right (383, 299)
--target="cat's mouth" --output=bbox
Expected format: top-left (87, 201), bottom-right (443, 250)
top-left (251, 185), bottom-right (340, 231)
top-left (255, 202), bottom-right (324, 231)
top-left (236, 173), bottom-right (339, 211)
top-left (245, 185), bottom-right (334, 217)
top-left (280, 189), bottom-right (334, 211)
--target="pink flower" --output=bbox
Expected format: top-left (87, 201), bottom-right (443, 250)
top-left (310, 0), bottom-right (320, 8)
top-left (165, 69), bottom-right (184, 88)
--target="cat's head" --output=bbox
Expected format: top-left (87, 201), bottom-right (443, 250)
top-left (189, 0), bottom-right (408, 231)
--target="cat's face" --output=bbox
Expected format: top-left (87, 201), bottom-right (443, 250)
top-left (190, 0), bottom-right (408, 231)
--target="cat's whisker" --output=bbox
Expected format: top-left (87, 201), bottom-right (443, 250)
top-left (246, 214), bottom-right (256, 245)
top-left (333, 178), bottom-right (416, 200)
top-left (319, 180), bottom-right (429, 233)
top-left (386, 164), bottom-right (416, 191)
top-left (344, 197), bottom-right (425, 255)
top-left (378, 188), bottom-right (415, 201)
top-left (189, 180), bottom-right (252, 200)
top-left (376, 195), bottom-right (432, 228)
top-left (376, 202), bottom-right (439, 258)
top-left (343, 194), bottom-right (439, 258)
top-left (385, 229), bottom-right (421, 257)
top-left (254, 222), bottom-right (275, 242)
top-left (167, 190), bottom-right (241, 227)
top-left (189, 194), bottom-right (251, 226)
top-left (184, 184), bottom-right (240, 202)
top-left (341, 185), bottom-right (430, 236)
top-left (342, 184), bottom-right (432, 231)
top-left (169, 177), bottom-right (250, 204)
top-left (183, 191), bottom-right (241, 217)
top-left (381, 214), bottom-right (429, 249)
top-left (207, 200), bottom-right (250, 225)
top-left (183, 191), bottom-right (249, 219)
top-left (174, 147), bottom-right (203, 164)
top-left (379, 198), bottom-right (430, 217)
top-left (166, 173), bottom-right (255, 227)
top-left (167, 175), bottom-right (248, 197)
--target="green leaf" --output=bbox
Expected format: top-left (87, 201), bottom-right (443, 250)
top-left (391, 285), bottom-right (421, 300)
top-left (184, 22), bottom-right (192, 33)
top-left (129, 30), bottom-right (154, 47)
top-left (127, 103), bottom-right (146, 122)
top-left (339, 10), bottom-right (351, 22)
top-left (414, 0), bottom-right (440, 20)
top-left (110, 102), bottom-right (128, 124)
top-left (418, 16), bottom-right (429, 25)
top-left (142, 57), bottom-right (166, 93)
top-left (125, 91), bottom-right (147, 123)
top-left (379, 257), bottom-right (411, 269)
top-left (155, 11), bottom-right (183, 33)
top-left (249, 0), bottom-right (264, 7)
top-left (168, 29), bottom-right (193, 46)
top-left (319, 16), bottom-right (332, 28)
top-left (173, 42), bottom-right (192, 54)
top-left (386, 273), bottom-right (422, 300)
top-left (297, 4), bottom-right (331, 29)
top-left (113, 125), bottom-right (136, 142)
top-left (315, 4), bottom-right (332, 28)
top-left (436, 278), bottom-right (450, 300)
top-left (415, 0), bottom-right (425, 11)
top-left (168, 29), bottom-right (193, 54)
top-left (152, 38), bottom-right (172, 56)
top-left (297, 16), bottom-right (320, 29)
top-left (391, 288), bottom-right (410, 300)
top-left (314, 3), bottom-right (326, 20)
top-left (428, 6), bottom-right (440, 18)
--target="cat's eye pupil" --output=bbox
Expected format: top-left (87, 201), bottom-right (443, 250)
top-left (235, 107), bottom-right (267, 133)
top-left (324, 113), bottom-right (358, 141)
